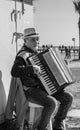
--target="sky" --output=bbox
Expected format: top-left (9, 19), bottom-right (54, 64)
top-left (34, 0), bottom-right (79, 46)
top-left (0, 0), bottom-right (79, 97)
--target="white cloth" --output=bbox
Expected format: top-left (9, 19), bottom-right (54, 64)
top-left (0, 76), bottom-right (6, 124)
top-left (5, 77), bottom-right (28, 125)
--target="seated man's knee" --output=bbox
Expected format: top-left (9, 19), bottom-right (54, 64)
top-left (63, 91), bottom-right (73, 105)
top-left (48, 96), bottom-right (57, 111)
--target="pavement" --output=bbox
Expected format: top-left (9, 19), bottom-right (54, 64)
top-left (68, 60), bottom-right (80, 68)
top-left (65, 59), bottom-right (80, 119)
top-left (67, 109), bottom-right (80, 118)
top-left (61, 52), bottom-right (80, 68)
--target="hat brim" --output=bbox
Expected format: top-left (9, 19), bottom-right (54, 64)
top-left (23, 34), bottom-right (39, 39)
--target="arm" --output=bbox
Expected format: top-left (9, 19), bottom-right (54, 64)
top-left (11, 56), bottom-right (35, 78)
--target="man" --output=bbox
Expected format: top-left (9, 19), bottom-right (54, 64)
top-left (6, 27), bottom-right (57, 130)
top-left (6, 27), bottom-right (73, 130)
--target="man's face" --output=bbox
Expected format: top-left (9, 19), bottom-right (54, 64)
top-left (25, 37), bottom-right (39, 50)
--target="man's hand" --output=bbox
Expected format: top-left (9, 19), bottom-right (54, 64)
top-left (33, 65), bottom-right (41, 76)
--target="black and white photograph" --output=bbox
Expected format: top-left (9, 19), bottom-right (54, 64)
top-left (0, 0), bottom-right (80, 130)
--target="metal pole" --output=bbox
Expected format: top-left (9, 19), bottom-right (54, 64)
top-left (15, 0), bottom-right (18, 53)
top-left (74, 39), bottom-right (75, 59)
top-left (78, 16), bottom-right (80, 59)
top-left (79, 27), bottom-right (80, 59)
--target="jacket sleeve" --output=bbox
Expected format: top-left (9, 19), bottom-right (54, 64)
top-left (11, 56), bottom-right (35, 78)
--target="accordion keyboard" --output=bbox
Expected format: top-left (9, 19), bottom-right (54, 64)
top-left (29, 55), bottom-right (57, 95)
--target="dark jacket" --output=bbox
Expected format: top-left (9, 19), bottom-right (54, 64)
top-left (11, 45), bottom-right (42, 88)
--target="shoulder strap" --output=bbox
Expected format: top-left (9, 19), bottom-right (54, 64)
top-left (17, 50), bottom-right (29, 63)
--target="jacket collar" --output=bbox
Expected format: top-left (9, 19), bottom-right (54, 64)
top-left (23, 44), bottom-right (37, 54)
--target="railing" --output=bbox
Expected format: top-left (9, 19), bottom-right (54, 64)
top-left (37, 46), bottom-right (80, 61)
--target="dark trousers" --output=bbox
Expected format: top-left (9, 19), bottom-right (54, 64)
top-left (24, 87), bottom-right (57, 130)
top-left (52, 89), bottom-right (73, 128)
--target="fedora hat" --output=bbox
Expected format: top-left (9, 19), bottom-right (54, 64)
top-left (23, 28), bottom-right (39, 39)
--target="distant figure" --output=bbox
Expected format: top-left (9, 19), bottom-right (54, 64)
top-left (65, 46), bottom-right (68, 59)
top-left (68, 47), bottom-right (70, 58)
top-left (0, 70), bottom-right (6, 124)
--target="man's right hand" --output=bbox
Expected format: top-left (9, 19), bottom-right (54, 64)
top-left (33, 65), bottom-right (41, 76)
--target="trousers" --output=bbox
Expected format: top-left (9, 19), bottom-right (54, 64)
top-left (52, 90), bottom-right (73, 120)
top-left (24, 87), bottom-right (57, 130)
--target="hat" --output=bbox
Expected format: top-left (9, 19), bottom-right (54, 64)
top-left (23, 28), bottom-right (39, 39)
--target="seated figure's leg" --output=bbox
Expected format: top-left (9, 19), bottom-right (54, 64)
top-left (24, 87), bottom-right (57, 130)
top-left (52, 90), bottom-right (73, 130)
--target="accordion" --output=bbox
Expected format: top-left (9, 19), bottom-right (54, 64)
top-left (28, 47), bottom-right (74, 95)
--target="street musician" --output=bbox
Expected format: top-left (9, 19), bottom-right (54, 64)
top-left (5, 28), bottom-right (57, 130)
top-left (5, 28), bottom-right (73, 130)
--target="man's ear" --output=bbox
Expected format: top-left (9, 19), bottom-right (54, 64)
top-left (24, 38), bottom-right (28, 43)
top-left (26, 38), bottom-right (29, 42)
